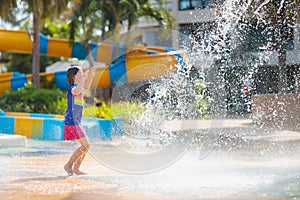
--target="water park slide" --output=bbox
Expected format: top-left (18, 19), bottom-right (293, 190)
top-left (0, 29), bottom-right (117, 63)
top-left (0, 29), bottom-right (180, 95)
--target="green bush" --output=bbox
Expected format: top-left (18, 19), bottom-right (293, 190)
top-left (193, 79), bottom-right (210, 118)
top-left (83, 101), bottom-right (146, 120)
top-left (111, 102), bottom-right (145, 121)
top-left (82, 105), bottom-right (98, 118)
top-left (0, 82), bottom-right (67, 114)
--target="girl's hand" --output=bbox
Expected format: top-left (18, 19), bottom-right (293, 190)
top-left (84, 69), bottom-right (90, 77)
top-left (90, 66), bottom-right (97, 75)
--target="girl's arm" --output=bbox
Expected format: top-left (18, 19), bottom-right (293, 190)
top-left (72, 70), bottom-right (89, 95)
top-left (82, 66), bottom-right (96, 94)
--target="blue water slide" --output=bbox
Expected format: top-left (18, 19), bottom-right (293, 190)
top-left (10, 74), bottom-right (28, 90)
top-left (40, 33), bottom-right (48, 55)
top-left (54, 70), bottom-right (68, 90)
top-left (108, 54), bottom-right (128, 86)
top-left (71, 42), bottom-right (98, 60)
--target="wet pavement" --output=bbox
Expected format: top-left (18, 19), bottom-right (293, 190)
top-left (0, 118), bottom-right (300, 200)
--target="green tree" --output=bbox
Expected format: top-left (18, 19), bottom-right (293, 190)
top-left (41, 18), bottom-right (70, 39)
top-left (6, 53), bottom-right (32, 74)
top-left (69, 0), bottom-right (102, 66)
top-left (68, 0), bottom-right (176, 66)
top-left (99, 0), bottom-right (176, 59)
top-left (0, 1), bottom-right (18, 25)
top-left (100, 0), bottom-right (177, 40)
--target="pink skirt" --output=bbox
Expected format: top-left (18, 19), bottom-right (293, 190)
top-left (64, 124), bottom-right (87, 140)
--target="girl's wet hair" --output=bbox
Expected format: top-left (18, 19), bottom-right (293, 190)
top-left (67, 65), bottom-right (80, 84)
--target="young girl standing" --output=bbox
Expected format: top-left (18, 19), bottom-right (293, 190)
top-left (64, 65), bottom-right (96, 176)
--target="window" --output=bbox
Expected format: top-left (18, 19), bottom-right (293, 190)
top-left (191, 0), bottom-right (202, 8)
top-left (151, 0), bottom-right (172, 11)
top-left (179, 23), bottom-right (219, 53)
top-left (179, 0), bottom-right (191, 10)
top-left (179, 0), bottom-right (220, 10)
top-left (248, 25), bottom-right (294, 51)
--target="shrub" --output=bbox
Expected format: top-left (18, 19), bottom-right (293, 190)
top-left (111, 101), bottom-right (145, 121)
top-left (83, 101), bottom-right (145, 120)
top-left (0, 82), bottom-right (67, 114)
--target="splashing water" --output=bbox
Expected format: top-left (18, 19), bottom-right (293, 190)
top-left (110, 54), bottom-right (206, 154)
top-left (85, 0), bottom-right (298, 173)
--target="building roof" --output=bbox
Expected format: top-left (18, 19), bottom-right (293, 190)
top-left (45, 59), bottom-right (106, 72)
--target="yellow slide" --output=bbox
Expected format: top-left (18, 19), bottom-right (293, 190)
top-left (0, 29), bottom-right (180, 95)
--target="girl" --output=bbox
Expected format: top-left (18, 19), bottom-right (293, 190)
top-left (64, 65), bottom-right (96, 176)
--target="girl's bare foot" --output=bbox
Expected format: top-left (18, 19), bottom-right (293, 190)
top-left (73, 169), bottom-right (87, 175)
top-left (64, 164), bottom-right (73, 176)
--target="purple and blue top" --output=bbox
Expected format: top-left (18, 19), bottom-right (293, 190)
top-left (64, 84), bottom-right (84, 126)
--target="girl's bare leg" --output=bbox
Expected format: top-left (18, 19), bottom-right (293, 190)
top-left (73, 151), bottom-right (88, 175)
top-left (64, 163), bottom-right (73, 176)
top-left (64, 137), bottom-right (90, 176)
top-left (73, 137), bottom-right (90, 175)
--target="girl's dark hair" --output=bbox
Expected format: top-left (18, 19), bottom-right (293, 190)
top-left (67, 66), bottom-right (80, 84)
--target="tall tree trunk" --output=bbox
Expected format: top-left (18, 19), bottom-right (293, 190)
top-left (101, 17), bottom-right (106, 41)
top-left (115, 20), bottom-right (121, 59)
top-left (32, 0), bottom-right (40, 89)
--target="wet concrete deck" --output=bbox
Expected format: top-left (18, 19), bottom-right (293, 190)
top-left (0, 134), bottom-right (26, 148)
top-left (0, 118), bottom-right (300, 200)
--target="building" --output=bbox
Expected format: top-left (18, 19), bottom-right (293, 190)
top-left (133, 0), bottom-right (300, 95)
top-left (175, 0), bottom-right (300, 94)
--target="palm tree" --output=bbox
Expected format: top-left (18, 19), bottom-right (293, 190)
top-left (100, 0), bottom-right (176, 40)
top-left (137, 0), bottom-right (176, 31)
top-left (99, 0), bottom-right (176, 59)
top-left (0, 0), bottom-right (70, 89)
top-left (68, 0), bottom-right (102, 66)
top-left (68, 0), bottom-right (176, 64)
top-left (0, 1), bottom-right (18, 25)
